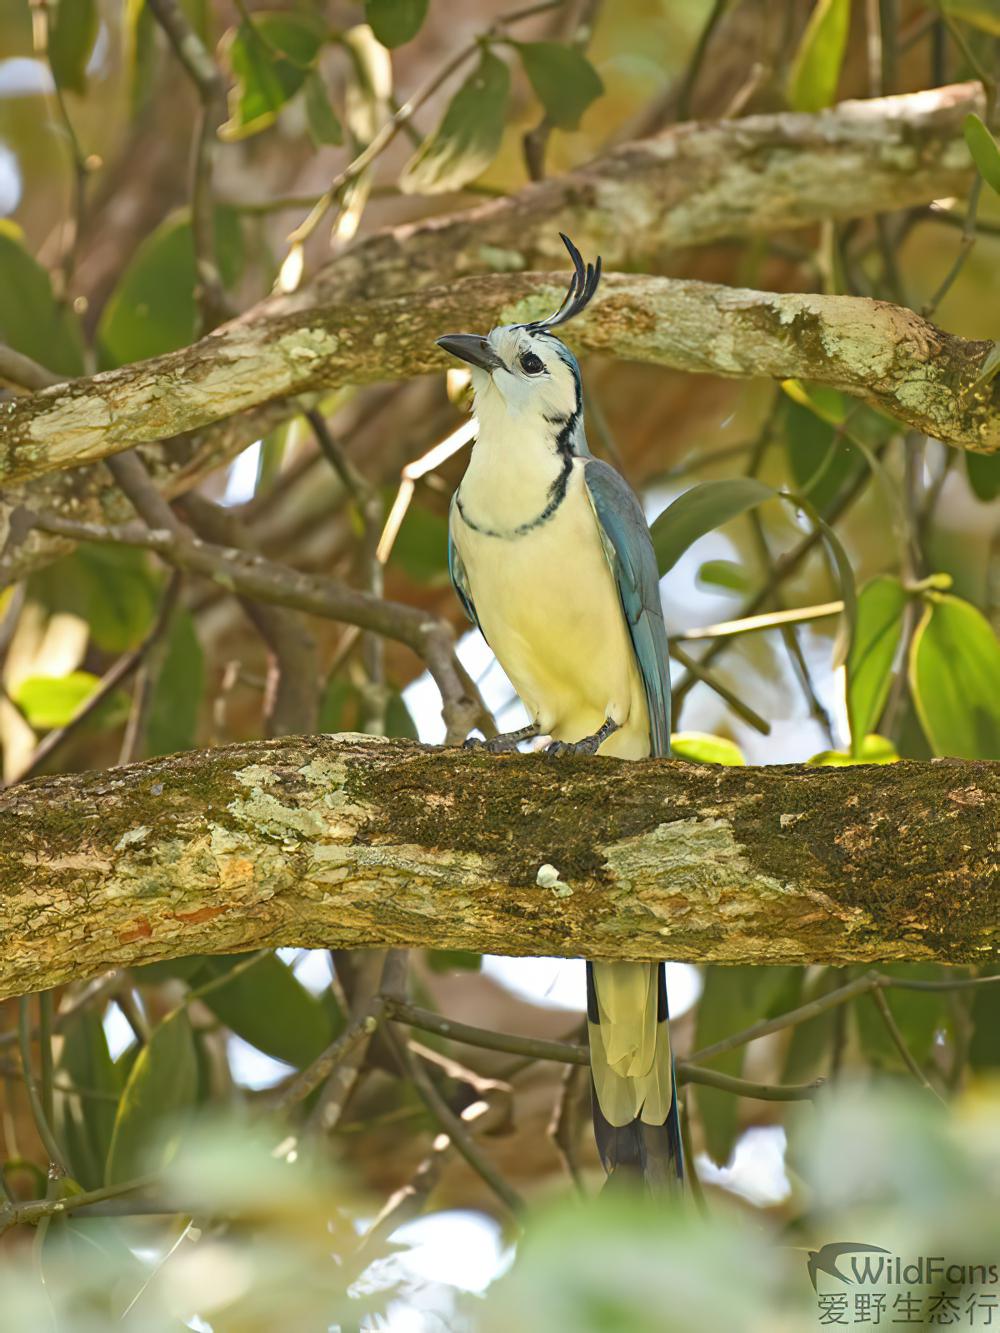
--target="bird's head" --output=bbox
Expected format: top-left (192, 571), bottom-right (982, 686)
top-left (436, 234), bottom-right (600, 439)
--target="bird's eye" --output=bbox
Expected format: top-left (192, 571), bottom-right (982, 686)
top-left (519, 351), bottom-right (545, 375)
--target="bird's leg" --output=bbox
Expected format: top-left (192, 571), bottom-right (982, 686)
top-left (464, 722), bottom-right (541, 754)
top-left (545, 717), bottom-right (620, 757)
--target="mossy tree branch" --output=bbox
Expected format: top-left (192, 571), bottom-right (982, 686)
top-left (1, 735), bottom-right (997, 1000)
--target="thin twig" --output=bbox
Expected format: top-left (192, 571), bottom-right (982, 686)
top-left (17, 997), bottom-right (67, 1174)
top-left (870, 987), bottom-right (943, 1099)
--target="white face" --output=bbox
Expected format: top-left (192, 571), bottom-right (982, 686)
top-left (471, 325), bottom-right (581, 426)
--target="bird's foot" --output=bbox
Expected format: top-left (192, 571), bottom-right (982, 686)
top-left (464, 724), bottom-right (540, 754)
top-left (544, 717), bottom-right (620, 757)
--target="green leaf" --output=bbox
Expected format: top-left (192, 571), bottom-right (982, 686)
top-left (47, 0), bottom-right (98, 94)
top-left (846, 575), bottom-right (907, 754)
top-left (386, 692), bottom-right (418, 740)
top-left (97, 208), bottom-right (244, 366)
top-left (942, 0), bottom-right (1000, 36)
top-left (787, 0), bottom-right (850, 112)
top-left (964, 114), bottom-right (1000, 195)
top-left (145, 611), bottom-right (204, 757)
top-left (967, 451), bottom-right (1000, 502)
top-left (56, 1009), bottom-right (121, 1190)
top-left (365, 0), bottom-right (428, 47)
top-left (515, 41), bottom-right (604, 131)
top-left (855, 964), bottom-right (949, 1074)
top-left (400, 48), bottom-right (510, 195)
top-left (670, 732), bottom-right (745, 765)
top-left (123, 0), bottom-right (159, 118)
top-left (426, 950), bottom-right (482, 973)
top-left (29, 545), bottom-right (160, 652)
top-left (807, 734), bottom-right (899, 766)
top-left (389, 500), bottom-right (451, 583)
top-left (106, 1010), bottom-right (198, 1184)
top-left (909, 593), bottom-right (1000, 759)
top-left (694, 966), bottom-right (797, 1164)
top-left (696, 559), bottom-right (748, 593)
top-left (969, 967), bottom-right (1000, 1068)
top-left (304, 68), bottom-right (343, 145)
top-left (221, 12), bottom-right (326, 140)
top-left (650, 478), bottom-right (775, 575)
top-left (14, 672), bottom-right (103, 730)
top-left (781, 391), bottom-right (859, 512)
top-left (0, 222), bottom-right (85, 377)
top-left (196, 954), bottom-right (337, 1068)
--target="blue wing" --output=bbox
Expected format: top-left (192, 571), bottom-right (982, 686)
top-left (583, 459), bottom-right (671, 758)
top-left (448, 493), bottom-right (480, 632)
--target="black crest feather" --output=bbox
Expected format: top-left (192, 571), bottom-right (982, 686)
top-left (526, 233), bottom-right (602, 331)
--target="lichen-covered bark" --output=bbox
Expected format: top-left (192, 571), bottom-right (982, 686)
top-left (2, 271), bottom-right (998, 487)
top-left (0, 735), bottom-right (996, 999)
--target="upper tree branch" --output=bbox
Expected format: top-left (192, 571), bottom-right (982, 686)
top-left (2, 268), bottom-right (998, 485)
top-left (0, 735), bottom-right (996, 999)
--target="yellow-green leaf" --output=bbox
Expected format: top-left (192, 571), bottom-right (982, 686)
top-left (807, 734), bottom-right (899, 766)
top-left (15, 672), bottom-right (102, 730)
top-left (671, 732), bottom-right (745, 765)
top-left (787, 0), bottom-right (850, 112)
top-left (909, 594), bottom-right (1000, 759)
top-left (964, 113), bottom-right (1000, 196)
top-left (846, 575), bottom-right (907, 754)
top-left (942, 0), bottom-right (1000, 35)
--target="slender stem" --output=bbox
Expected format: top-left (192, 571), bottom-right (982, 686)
top-left (38, 993), bottom-right (55, 1131)
top-left (870, 988), bottom-right (942, 1100)
top-left (0, 1173), bottom-right (158, 1238)
top-left (17, 998), bottom-right (67, 1175)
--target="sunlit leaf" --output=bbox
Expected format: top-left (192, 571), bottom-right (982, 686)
top-left (145, 611), bottom-right (204, 757)
top-left (196, 953), bottom-right (337, 1069)
top-left (97, 208), bottom-right (244, 365)
top-left (964, 114), bottom-right (1000, 195)
top-left (304, 69), bottom-right (343, 145)
top-left (221, 12), bottom-right (326, 140)
top-left (967, 451), bottom-right (1000, 502)
top-left (650, 478), bottom-right (775, 576)
top-left (909, 593), bottom-right (1000, 759)
top-left (846, 575), bottom-right (907, 754)
top-left (47, 0), bottom-right (98, 94)
top-left (400, 48), bottom-right (510, 195)
top-left (807, 734), bottom-right (899, 766)
top-left (787, 0), bottom-right (850, 112)
top-left (0, 222), bottom-right (85, 377)
top-left (670, 732), bottom-right (745, 765)
top-left (365, 0), bottom-right (428, 47)
top-left (515, 41), bottom-right (604, 130)
top-left (106, 1010), bottom-right (198, 1184)
top-left (15, 672), bottom-right (102, 730)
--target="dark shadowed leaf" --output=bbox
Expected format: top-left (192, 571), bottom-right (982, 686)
top-left (196, 953), bottom-right (338, 1068)
top-left (670, 732), bottom-right (745, 765)
top-left (964, 114), bottom-right (1000, 194)
top-left (515, 41), bottom-right (604, 130)
top-left (221, 12), bottom-right (326, 140)
top-left (145, 611), bottom-right (204, 757)
top-left (969, 968), bottom-right (1000, 1068)
top-left (909, 593), bottom-right (1000, 759)
top-left (694, 966), bottom-right (797, 1164)
top-left (0, 222), bottom-right (85, 376)
top-left (304, 68), bottom-right (343, 145)
top-left (56, 1009), bottom-right (122, 1190)
top-left (30, 545), bottom-right (160, 652)
top-left (846, 576), bottom-right (907, 754)
top-left (781, 968), bottom-right (840, 1083)
top-left (400, 48), bottom-right (510, 194)
top-left (47, 0), bottom-right (98, 94)
top-left (967, 450), bottom-right (1000, 502)
top-left (781, 391), bottom-right (859, 512)
top-left (427, 950), bottom-right (482, 973)
top-left (650, 478), bottom-right (775, 575)
top-left (365, 0), bottom-right (429, 46)
top-left (106, 1010), bottom-right (198, 1184)
top-left (855, 964), bottom-right (949, 1074)
top-left (97, 208), bottom-right (244, 365)
top-left (389, 501), bottom-right (451, 583)
top-left (319, 678), bottom-right (417, 739)
top-left (787, 0), bottom-right (850, 112)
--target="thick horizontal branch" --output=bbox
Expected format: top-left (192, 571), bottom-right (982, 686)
top-left (316, 82), bottom-right (982, 300)
top-left (2, 268), bottom-right (998, 485)
top-left (1, 735), bottom-right (997, 998)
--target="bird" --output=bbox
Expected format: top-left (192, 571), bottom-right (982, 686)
top-left (437, 234), bottom-right (682, 1190)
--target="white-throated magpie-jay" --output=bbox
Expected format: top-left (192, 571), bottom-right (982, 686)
top-left (438, 235), bottom-right (682, 1190)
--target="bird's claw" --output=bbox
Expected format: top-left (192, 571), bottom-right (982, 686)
top-left (464, 734), bottom-right (520, 754)
top-left (544, 737), bottom-right (599, 758)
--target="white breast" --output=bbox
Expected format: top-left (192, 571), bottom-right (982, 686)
top-left (452, 461), bottom-right (650, 759)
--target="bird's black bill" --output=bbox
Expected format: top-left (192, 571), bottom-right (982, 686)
top-left (436, 334), bottom-right (504, 373)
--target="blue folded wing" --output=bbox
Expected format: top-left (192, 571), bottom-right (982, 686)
top-left (448, 494), bottom-right (481, 632)
top-left (583, 459), bottom-right (671, 757)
